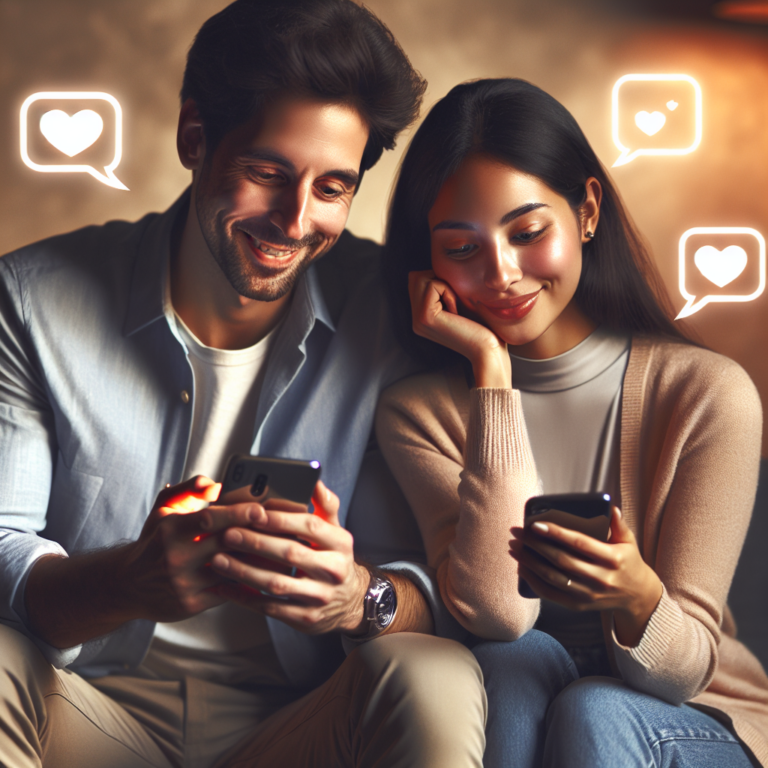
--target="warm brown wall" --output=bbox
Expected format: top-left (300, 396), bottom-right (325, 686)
top-left (2, 0), bottom-right (767, 453)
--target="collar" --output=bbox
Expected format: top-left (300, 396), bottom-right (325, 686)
top-left (123, 187), bottom-right (336, 339)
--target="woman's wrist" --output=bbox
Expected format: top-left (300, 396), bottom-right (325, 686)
top-left (472, 346), bottom-right (512, 388)
top-left (613, 568), bottom-right (664, 647)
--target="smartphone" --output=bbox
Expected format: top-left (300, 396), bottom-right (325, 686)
top-left (218, 455), bottom-right (322, 583)
top-left (218, 454), bottom-right (321, 507)
top-left (518, 492), bottom-right (612, 598)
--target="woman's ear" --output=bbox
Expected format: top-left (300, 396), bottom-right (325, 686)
top-left (579, 177), bottom-right (602, 243)
top-left (177, 98), bottom-right (206, 171)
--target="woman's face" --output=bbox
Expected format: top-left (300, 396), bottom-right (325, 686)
top-left (428, 154), bottom-right (600, 359)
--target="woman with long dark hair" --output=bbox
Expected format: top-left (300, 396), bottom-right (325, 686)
top-left (376, 78), bottom-right (768, 767)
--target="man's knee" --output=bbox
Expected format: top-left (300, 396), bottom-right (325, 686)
top-left (349, 633), bottom-right (487, 767)
top-left (354, 632), bottom-right (484, 706)
top-left (0, 623), bottom-right (57, 694)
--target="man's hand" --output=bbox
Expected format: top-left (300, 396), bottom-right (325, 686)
top-left (209, 480), bottom-right (372, 634)
top-left (25, 475), bottom-right (274, 648)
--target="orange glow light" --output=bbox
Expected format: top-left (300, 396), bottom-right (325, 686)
top-left (713, 2), bottom-right (768, 22)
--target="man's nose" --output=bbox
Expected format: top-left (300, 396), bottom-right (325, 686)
top-left (270, 180), bottom-right (312, 241)
top-left (484, 243), bottom-right (523, 290)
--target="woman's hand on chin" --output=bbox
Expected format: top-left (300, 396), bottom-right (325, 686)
top-left (409, 270), bottom-right (512, 388)
top-left (511, 506), bottom-right (664, 647)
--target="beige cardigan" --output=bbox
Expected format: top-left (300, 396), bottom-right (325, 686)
top-left (376, 336), bottom-right (768, 765)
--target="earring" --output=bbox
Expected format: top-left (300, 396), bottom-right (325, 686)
top-left (585, 231), bottom-right (594, 239)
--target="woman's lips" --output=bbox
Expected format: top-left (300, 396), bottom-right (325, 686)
top-left (481, 289), bottom-right (541, 321)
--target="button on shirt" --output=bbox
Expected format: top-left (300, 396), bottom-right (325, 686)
top-left (0, 191), bottom-right (440, 688)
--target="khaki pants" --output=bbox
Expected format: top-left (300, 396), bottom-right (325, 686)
top-left (0, 624), bottom-right (486, 767)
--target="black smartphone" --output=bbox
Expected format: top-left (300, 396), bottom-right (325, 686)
top-left (518, 492), bottom-right (612, 598)
top-left (218, 455), bottom-right (322, 583)
top-left (218, 454), bottom-right (321, 508)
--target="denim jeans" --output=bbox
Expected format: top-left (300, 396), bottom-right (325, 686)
top-left (472, 630), bottom-right (757, 768)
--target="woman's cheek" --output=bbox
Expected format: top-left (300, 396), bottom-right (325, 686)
top-left (522, 235), bottom-right (581, 284)
top-left (432, 258), bottom-right (480, 307)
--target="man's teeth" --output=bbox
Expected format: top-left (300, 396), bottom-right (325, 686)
top-left (249, 236), bottom-right (294, 258)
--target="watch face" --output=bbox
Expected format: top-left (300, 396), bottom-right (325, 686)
top-left (375, 584), bottom-right (397, 628)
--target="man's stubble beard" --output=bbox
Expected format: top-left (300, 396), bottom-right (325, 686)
top-left (194, 183), bottom-right (328, 303)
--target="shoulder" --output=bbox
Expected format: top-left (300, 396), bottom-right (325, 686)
top-left (630, 336), bottom-right (762, 425)
top-left (1, 213), bottom-right (159, 285)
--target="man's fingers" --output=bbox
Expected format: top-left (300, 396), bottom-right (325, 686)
top-left (311, 480), bottom-right (340, 525)
top-left (211, 554), bottom-right (330, 602)
top-left (199, 503), bottom-right (267, 533)
top-left (155, 476), bottom-right (221, 514)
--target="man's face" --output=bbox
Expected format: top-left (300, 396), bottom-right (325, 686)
top-left (192, 96), bottom-right (369, 302)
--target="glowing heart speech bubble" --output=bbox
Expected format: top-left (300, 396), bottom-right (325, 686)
top-left (612, 74), bottom-right (702, 167)
top-left (694, 245), bottom-right (748, 288)
top-left (676, 228), bottom-right (766, 319)
top-left (20, 92), bottom-right (128, 190)
top-left (39, 109), bottom-right (104, 157)
top-left (635, 111), bottom-right (666, 136)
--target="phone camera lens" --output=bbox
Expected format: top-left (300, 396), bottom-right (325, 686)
top-left (232, 463), bottom-right (244, 483)
top-left (251, 474), bottom-right (268, 496)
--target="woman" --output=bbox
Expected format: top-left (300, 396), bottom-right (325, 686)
top-left (376, 78), bottom-right (768, 767)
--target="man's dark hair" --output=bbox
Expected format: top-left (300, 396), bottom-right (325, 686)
top-left (181, 0), bottom-right (426, 174)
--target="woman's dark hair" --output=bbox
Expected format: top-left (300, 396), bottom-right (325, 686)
top-left (382, 78), bottom-right (692, 368)
top-left (181, 0), bottom-right (426, 176)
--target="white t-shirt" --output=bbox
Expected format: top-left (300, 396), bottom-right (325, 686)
top-left (149, 314), bottom-right (291, 687)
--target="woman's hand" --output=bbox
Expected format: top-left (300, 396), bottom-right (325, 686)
top-left (409, 270), bottom-right (511, 388)
top-left (511, 507), bottom-right (663, 647)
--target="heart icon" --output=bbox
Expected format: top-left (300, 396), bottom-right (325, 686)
top-left (666, 100), bottom-right (679, 111)
top-left (635, 111), bottom-right (666, 136)
top-left (694, 245), bottom-right (748, 288)
top-left (39, 109), bottom-right (104, 157)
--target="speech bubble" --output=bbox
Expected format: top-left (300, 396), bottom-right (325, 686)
top-left (676, 227), bottom-right (766, 319)
top-left (20, 92), bottom-right (128, 190)
top-left (612, 75), bottom-right (702, 167)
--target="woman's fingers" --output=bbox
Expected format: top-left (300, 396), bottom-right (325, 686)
top-left (526, 520), bottom-right (619, 568)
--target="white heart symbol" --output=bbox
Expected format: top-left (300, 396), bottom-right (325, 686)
top-left (39, 109), bottom-right (104, 157)
top-left (694, 245), bottom-right (748, 288)
top-left (635, 111), bottom-right (666, 136)
top-left (666, 100), bottom-right (679, 111)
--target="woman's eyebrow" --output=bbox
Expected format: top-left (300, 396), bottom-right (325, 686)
top-left (499, 202), bottom-right (549, 225)
top-left (432, 202), bottom-right (550, 232)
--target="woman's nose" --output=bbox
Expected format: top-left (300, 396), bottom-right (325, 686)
top-left (484, 243), bottom-right (523, 291)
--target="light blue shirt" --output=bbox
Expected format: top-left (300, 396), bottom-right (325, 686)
top-left (0, 193), bottom-right (457, 688)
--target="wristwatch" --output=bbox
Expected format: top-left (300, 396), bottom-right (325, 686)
top-left (363, 571), bottom-right (398, 636)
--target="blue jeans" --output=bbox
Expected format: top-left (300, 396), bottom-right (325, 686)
top-left (472, 631), bottom-right (757, 768)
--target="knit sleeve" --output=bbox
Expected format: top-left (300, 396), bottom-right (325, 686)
top-left (612, 345), bottom-right (763, 704)
top-left (376, 372), bottom-right (541, 640)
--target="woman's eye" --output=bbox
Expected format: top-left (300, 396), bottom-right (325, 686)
top-left (513, 227), bottom-right (546, 244)
top-left (445, 244), bottom-right (476, 258)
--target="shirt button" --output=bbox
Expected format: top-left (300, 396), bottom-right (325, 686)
top-left (180, 390), bottom-right (190, 404)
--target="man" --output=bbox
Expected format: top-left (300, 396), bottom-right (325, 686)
top-left (0, 1), bottom-right (486, 765)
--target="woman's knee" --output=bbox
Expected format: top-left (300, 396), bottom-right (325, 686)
top-left (472, 630), bottom-right (578, 695)
top-left (547, 676), bottom-right (634, 734)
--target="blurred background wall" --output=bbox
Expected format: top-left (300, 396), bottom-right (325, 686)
top-left (1, 0), bottom-right (767, 457)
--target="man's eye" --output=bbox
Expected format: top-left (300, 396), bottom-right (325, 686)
top-left (253, 170), bottom-right (281, 182)
top-left (445, 244), bottom-right (476, 258)
top-left (318, 183), bottom-right (344, 198)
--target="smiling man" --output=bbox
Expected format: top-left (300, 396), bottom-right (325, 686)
top-left (0, 1), bottom-right (486, 766)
